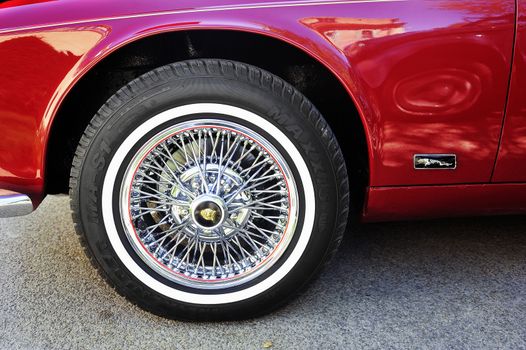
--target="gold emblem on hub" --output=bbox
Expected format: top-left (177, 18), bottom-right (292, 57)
top-left (200, 208), bottom-right (218, 222)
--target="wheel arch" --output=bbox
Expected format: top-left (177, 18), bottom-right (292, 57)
top-left (45, 28), bottom-right (370, 213)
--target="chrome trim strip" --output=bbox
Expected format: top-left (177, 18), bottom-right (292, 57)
top-left (0, 0), bottom-right (406, 34)
top-left (0, 190), bottom-right (33, 218)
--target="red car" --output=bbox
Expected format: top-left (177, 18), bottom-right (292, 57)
top-left (0, 0), bottom-right (524, 320)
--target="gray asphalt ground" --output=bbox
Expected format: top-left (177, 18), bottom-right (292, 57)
top-left (0, 195), bottom-right (525, 349)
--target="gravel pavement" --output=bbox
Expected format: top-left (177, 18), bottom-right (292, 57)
top-left (1, 195), bottom-right (525, 349)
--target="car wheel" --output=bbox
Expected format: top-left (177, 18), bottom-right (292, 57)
top-left (69, 59), bottom-right (349, 320)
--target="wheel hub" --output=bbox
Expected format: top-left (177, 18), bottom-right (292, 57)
top-left (189, 194), bottom-right (226, 230)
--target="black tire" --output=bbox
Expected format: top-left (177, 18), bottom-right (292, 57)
top-left (69, 59), bottom-right (349, 320)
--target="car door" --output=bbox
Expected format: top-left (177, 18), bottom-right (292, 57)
top-left (492, 0), bottom-right (526, 182)
top-left (310, 0), bottom-right (516, 186)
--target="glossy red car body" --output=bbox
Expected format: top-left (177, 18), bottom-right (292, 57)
top-left (0, 0), bottom-right (525, 221)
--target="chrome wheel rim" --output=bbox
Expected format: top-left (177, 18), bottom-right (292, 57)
top-left (119, 119), bottom-right (299, 289)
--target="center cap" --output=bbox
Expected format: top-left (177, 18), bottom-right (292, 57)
top-left (190, 195), bottom-right (226, 230)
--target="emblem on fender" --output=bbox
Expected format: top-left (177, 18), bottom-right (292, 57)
top-left (414, 154), bottom-right (456, 169)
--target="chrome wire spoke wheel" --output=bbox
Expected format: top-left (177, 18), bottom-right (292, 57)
top-left (120, 120), bottom-right (299, 289)
top-left (73, 60), bottom-right (348, 319)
